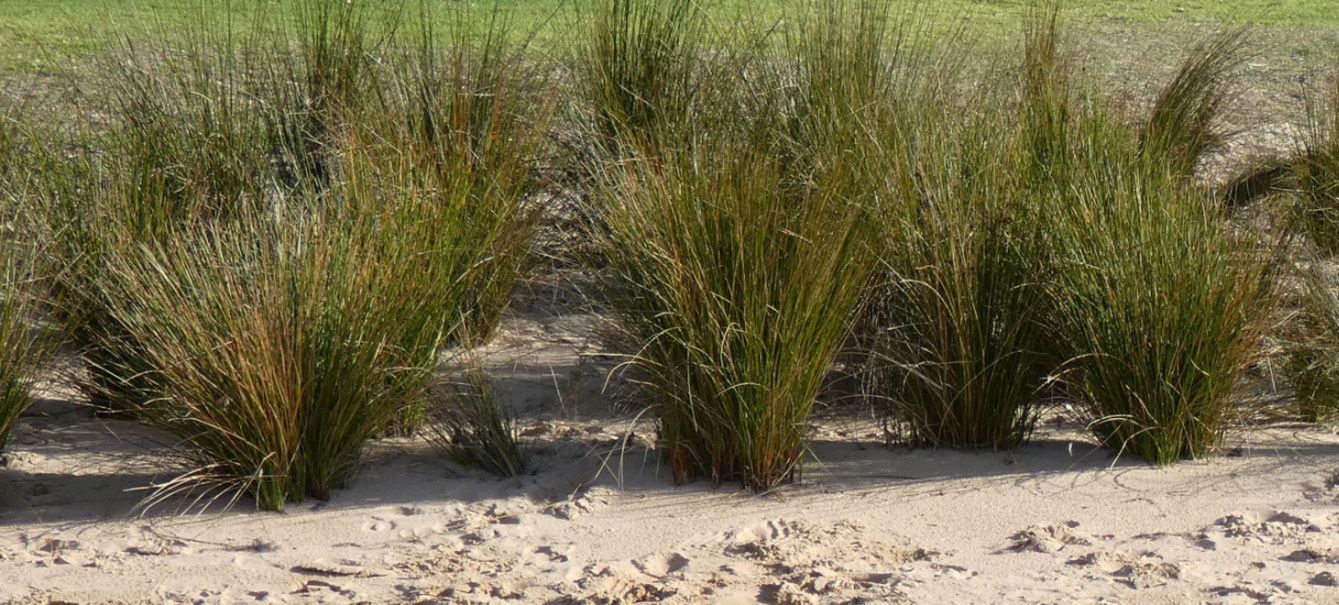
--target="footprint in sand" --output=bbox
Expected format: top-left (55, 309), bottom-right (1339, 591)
top-left (1007, 522), bottom-right (1093, 554)
top-left (1283, 547), bottom-right (1339, 564)
top-left (362, 518), bottom-right (397, 532)
top-left (1302, 471), bottom-right (1339, 503)
top-left (31, 537), bottom-right (81, 555)
top-left (395, 521), bottom-right (458, 540)
top-left (535, 545), bottom-right (570, 563)
top-left (730, 519), bottom-right (796, 544)
top-left (1213, 511), bottom-right (1323, 545)
top-left (231, 554), bottom-right (275, 572)
top-left (544, 488), bottom-right (612, 521)
top-left (485, 503), bottom-right (524, 525)
top-left (633, 552), bottom-right (690, 578)
top-left (722, 519), bottom-right (802, 560)
top-left (125, 538), bottom-right (189, 557)
top-left (1067, 550), bottom-right (1181, 589)
top-left (226, 538), bottom-right (279, 553)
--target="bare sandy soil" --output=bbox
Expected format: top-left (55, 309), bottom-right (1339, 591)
top-left (1, 277), bottom-right (1338, 605)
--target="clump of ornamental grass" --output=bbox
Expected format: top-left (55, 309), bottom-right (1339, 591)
top-left (841, 1), bottom-right (1056, 449)
top-left (865, 108), bottom-right (1057, 449)
top-left (979, 5), bottom-right (1277, 465)
top-left (1046, 108), bottom-right (1276, 465)
top-left (1295, 71), bottom-right (1339, 254)
top-left (574, 0), bottom-right (705, 153)
top-left (35, 10), bottom-right (287, 413)
top-left (371, 11), bottom-right (553, 340)
top-left (1285, 268), bottom-right (1339, 423)
top-left (57, 4), bottom-right (548, 506)
top-left (592, 22), bottom-right (878, 489)
top-left (427, 363), bottom-right (527, 478)
top-left (91, 165), bottom-right (480, 510)
top-left (89, 108), bottom-right (544, 510)
top-left (595, 129), bottom-right (877, 490)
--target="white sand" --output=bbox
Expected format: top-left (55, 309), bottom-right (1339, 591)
top-left (2, 297), bottom-right (1338, 605)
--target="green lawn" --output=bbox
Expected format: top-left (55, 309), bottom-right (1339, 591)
top-left (2, 0), bottom-right (1337, 134)
top-left (2, 0), bottom-right (1337, 73)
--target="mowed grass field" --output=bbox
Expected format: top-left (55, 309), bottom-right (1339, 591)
top-left (0, 0), bottom-right (1330, 147)
top-left (2, 0), bottom-right (1338, 73)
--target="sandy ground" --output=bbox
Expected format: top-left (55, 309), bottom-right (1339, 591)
top-left (1, 278), bottom-right (1338, 605)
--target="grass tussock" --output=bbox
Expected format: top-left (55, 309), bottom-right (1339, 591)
top-left (24, 1), bottom-right (548, 508)
top-left (1296, 71), bottom-right (1339, 254)
top-left (427, 363), bottom-right (527, 478)
top-left (869, 4), bottom-right (1274, 462)
top-left (1026, 9), bottom-right (1276, 463)
top-left (591, 2), bottom-right (880, 490)
top-left (91, 179), bottom-right (481, 509)
top-left (811, 2), bottom-right (1057, 449)
top-left (1286, 268), bottom-right (1339, 423)
top-left (865, 109), bottom-right (1056, 449)
top-left (994, 7), bottom-right (1276, 465)
top-left (596, 128), bottom-right (876, 489)
top-left (1049, 136), bottom-right (1276, 464)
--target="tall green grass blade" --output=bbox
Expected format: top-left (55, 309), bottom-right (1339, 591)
top-left (1141, 29), bottom-right (1249, 177)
